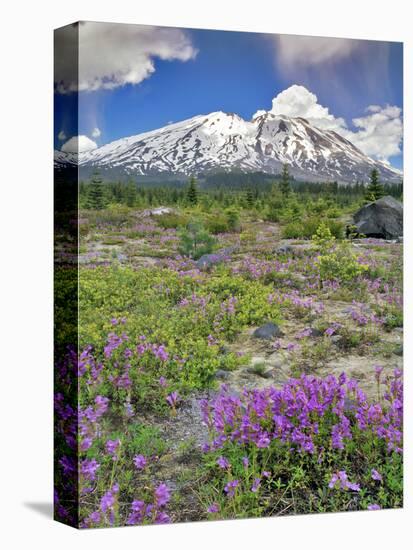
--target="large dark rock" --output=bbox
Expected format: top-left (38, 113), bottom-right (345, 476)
top-left (353, 196), bottom-right (403, 239)
top-left (253, 322), bottom-right (284, 340)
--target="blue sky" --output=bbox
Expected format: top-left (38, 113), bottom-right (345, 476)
top-left (55, 23), bottom-right (403, 169)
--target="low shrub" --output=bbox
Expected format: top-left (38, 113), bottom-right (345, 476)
top-left (312, 223), bottom-right (368, 284)
top-left (282, 218), bottom-right (343, 240)
top-left (156, 212), bottom-right (189, 229)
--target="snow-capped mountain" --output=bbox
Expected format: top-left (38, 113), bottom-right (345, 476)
top-left (55, 111), bottom-right (402, 183)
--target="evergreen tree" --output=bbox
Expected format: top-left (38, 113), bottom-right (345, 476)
top-left (245, 187), bottom-right (254, 208)
top-left (365, 169), bottom-right (385, 202)
top-left (178, 221), bottom-right (216, 260)
top-left (87, 170), bottom-right (106, 209)
top-left (187, 177), bottom-right (198, 205)
top-left (280, 163), bottom-right (291, 196)
top-left (226, 208), bottom-right (240, 232)
top-left (125, 180), bottom-right (137, 207)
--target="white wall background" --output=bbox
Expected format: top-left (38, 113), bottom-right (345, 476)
top-left (0, 1), bottom-right (411, 547)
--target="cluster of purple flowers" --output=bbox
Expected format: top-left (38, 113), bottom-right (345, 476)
top-left (127, 483), bottom-right (171, 525)
top-left (104, 331), bottom-right (129, 358)
top-left (268, 290), bottom-right (324, 315)
top-left (347, 301), bottom-right (383, 327)
top-left (105, 438), bottom-right (121, 459)
top-left (78, 345), bottom-right (103, 383)
top-left (201, 371), bottom-right (403, 457)
top-left (162, 256), bottom-right (203, 279)
top-left (328, 470), bottom-right (360, 492)
top-left (132, 222), bottom-right (161, 236)
top-left (79, 395), bottom-right (109, 452)
top-left (178, 293), bottom-right (210, 310)
top-left (231, 256), bottom-right (290, 280)
top-left (80, 458), bottom-right (100, 482)
top-left (272, 339), bottom-right (301, 352)
top-left (224, 479), bottom-right (239, 498)
top-left (136, 337), bottom-right (170, 362)
top-left (100, 483), bottom-right (119, 526)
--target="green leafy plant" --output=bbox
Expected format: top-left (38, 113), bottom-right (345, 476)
top-left (178, 221), bottom-right (217, 260)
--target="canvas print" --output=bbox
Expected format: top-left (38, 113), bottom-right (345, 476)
top-left (54, 21), bottom-right (403, 528)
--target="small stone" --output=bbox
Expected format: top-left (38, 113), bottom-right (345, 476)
top-left (260, 370), bottom-right (274, 379)
top-left (393, 344), bottom-right (403, 357)
top-left (246, 367), bottom-right (258, 375)
top-left (275, 245), bottom-right (293, 255)
top-left (331, 335), bottom-right (343, 344)
top-left (195, 248), bottom-right (234, 270)
top-left (253, 322), bottom-right (284, 340)
top-left (246, 367), bottom-right (273, 379)
top-left (196, 253), bottom-right (225, 269)
top-left (215, 369), bottom-right (230, 380)
top-left (309, 327), bottom-right (324, 337)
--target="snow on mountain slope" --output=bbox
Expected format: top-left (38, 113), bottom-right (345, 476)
top-left (55, 111), bottom-right (402, 183)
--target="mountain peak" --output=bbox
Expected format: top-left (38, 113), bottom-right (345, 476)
top-left (55, 111), bottom-right (402, 184)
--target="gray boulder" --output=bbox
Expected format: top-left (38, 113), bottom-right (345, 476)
top-left (141, 206), bottom-right (176, 217)
top-left (309, 327), bottom-right (324, 337)
top-left (275, 244), bottom-right (294, 255)
top-left (215, 369), bottom-right (230, 380)
top-left (353, 196), bottom-right (403, 239)
top-left (253, 322), bottom-right (284, 340)
top-left (196, 253), bottom-right (226, 269)
top-left (393, 344), bottom-right (403, 357)
top-left (196, 247), bottom-right (234, 269)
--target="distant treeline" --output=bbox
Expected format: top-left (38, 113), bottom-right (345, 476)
top-left (78, 170), bottom-right (403, 210)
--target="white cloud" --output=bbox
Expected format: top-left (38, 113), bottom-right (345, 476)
top-left (61, 135), bottom-right (97, 153)
top-left (91, 127), bottom-right (101, 138)
top-left (254, 85), bottom-right (403, 163)
top-left (349, 105), bottom-right (403, 160)
top-left (55, 22), bottom-right (197, 93)
top-left (58, 130), bottom-right (67, 141)
top-left (276, 35), bottom-right (361, 68)
top-left (262, 85), bottom-right (347, 132)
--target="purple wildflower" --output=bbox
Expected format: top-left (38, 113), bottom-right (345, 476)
top-left (256, 434), bottom-right (271, 448)
top-left (88, 511), bottom-right (101, 524)
top-left (371, 469), bottom-right (383, 482)
top-left (80, 459), bottom-right (100, 481)
top-left (224, 479), bottom-right (239, 498)
top-left (329, 470), bottom-right (360, 492)
top-left (155, 483), bottom-right (170, 507)
top-left (251, 478), bottom-right (261, 493)
top-left (166, 391), bottom-right (179, 408)
top-left (207, 503), bottom-right (220, 513)
top-left (105, 439), bottom-right (120, 458)
top-left (133, 454), bottom-right (147, 470)
top-left (217, 456), bottom-right (230, 469)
